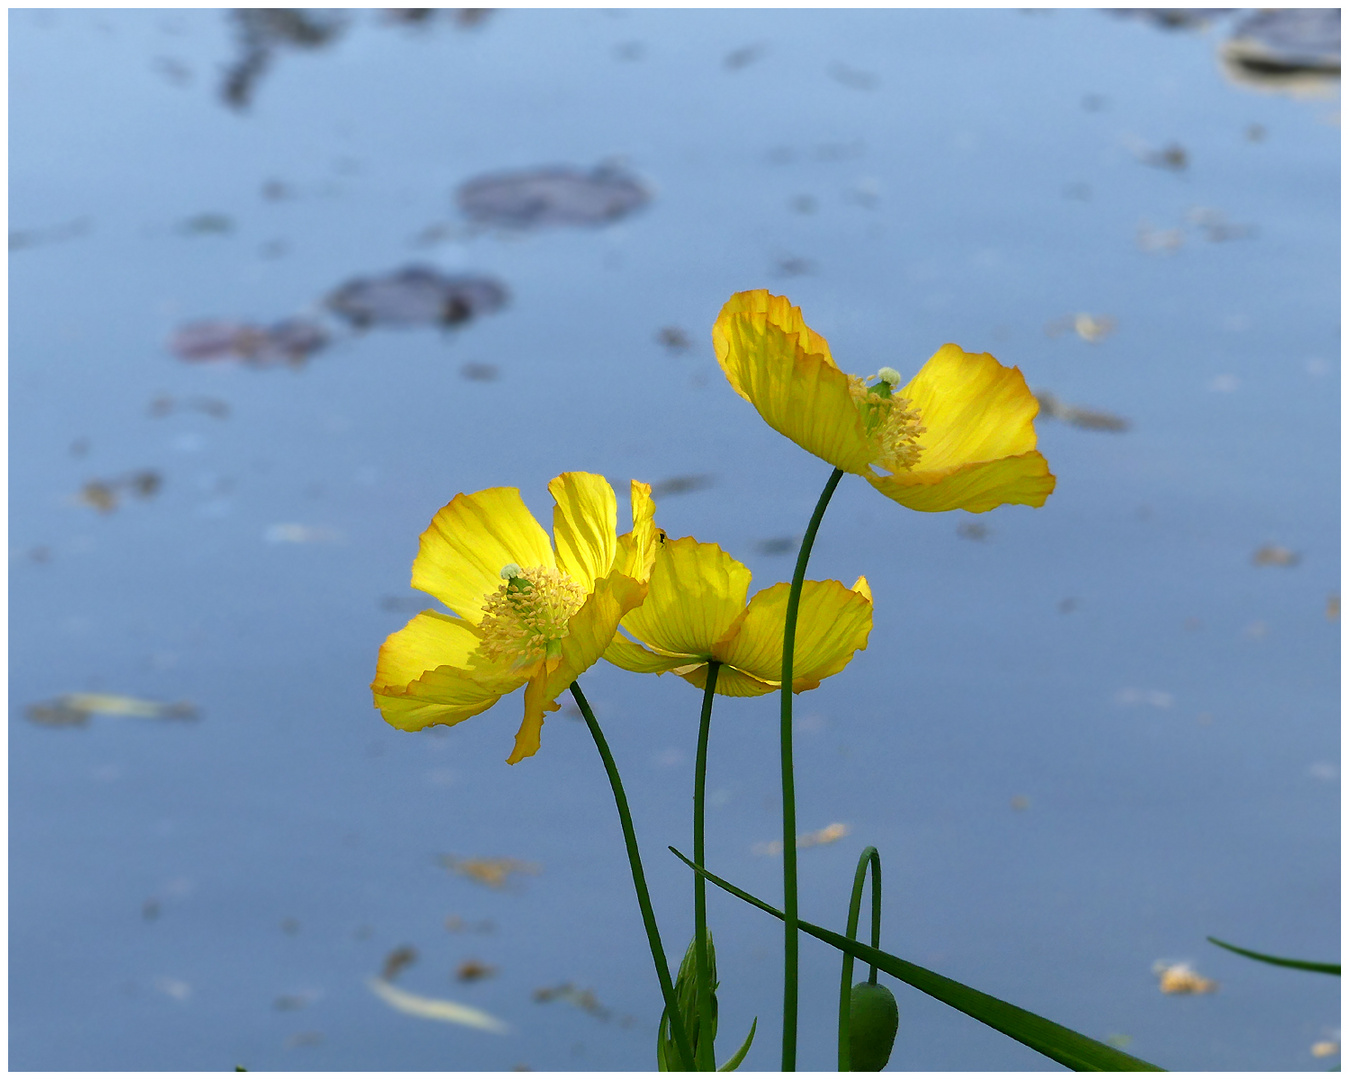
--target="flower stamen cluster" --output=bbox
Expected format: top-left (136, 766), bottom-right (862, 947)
top-left (848, 370), bottom-right (925, 474)
top-left (480, 565), bottom-right (588, 665)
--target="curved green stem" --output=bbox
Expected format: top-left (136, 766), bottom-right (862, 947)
top-left (693, 660), bottom-right (721, 1070)
top-left (780, 465), bottom-right (846, 1071)
top-left (570, 681), bottom-right (694, 1071)
top-left (837, 846), bottom-right (883, 1070)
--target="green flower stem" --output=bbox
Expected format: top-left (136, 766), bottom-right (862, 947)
top-left (837, 846), bottom-right (883, 1071)
top-left (780, 465), bottom-right (846, 1071)
top-left (570, 681), bottom-right (694, 1072)
top-left (693, 660), bottom-right (721, 1070)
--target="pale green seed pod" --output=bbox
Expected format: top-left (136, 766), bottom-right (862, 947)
top-left (848, 980), bottom-right (899, 1070)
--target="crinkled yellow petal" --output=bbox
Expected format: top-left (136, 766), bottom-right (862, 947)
top-left (507, 671), bottom-right (561, 765)
top-left (603, 631), bottom-right (697, 675)
top-left (899, 344), bottom-right (1041, 473)
top-left (676, 663), bottom-right (777, 698)
top-left (372, 611), bottom-right (527, 733)
top-left (712, 291), bottom-right (875, 475)
top-left (867, 451), bottom-right (1055, 513)
top-left (614, 480), bottom-right (658, 583)
top-left (372, 610), bottom-right (483, 690)
top-left (549, 472), bottom-right (618, 588)
top-left (714, 579), bottom-right (872, 691)
top-left (621, 537), bottom-right (752, 657)
top-left (373, 687), bottom-right (504, 732)
top-left (411, 488), bottom-right (555, 623)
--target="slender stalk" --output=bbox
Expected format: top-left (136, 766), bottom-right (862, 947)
top-left (780, 465), bottom-right (846, 1071)
top-left (692, 660), bottom-right (721, 1070)
top-left (570, 681), bottom-right (694, 1071)
top-left (837, 846), bottom-right (882, 1070)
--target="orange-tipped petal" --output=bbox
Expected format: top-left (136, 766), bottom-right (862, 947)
top-left (713, 291), bottom-right (875, 474)
top-left (411, 488), bottom-right (554, 622)
top-left (714, 289), bottom-right (840, 372)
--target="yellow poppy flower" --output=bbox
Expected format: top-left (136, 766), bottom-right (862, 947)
top-left (372, 473), bottom-right (659, 764)
top-left (604, 535), bottom-right (873, 696)
top-left (712, 290), bottom-right (1055, 513)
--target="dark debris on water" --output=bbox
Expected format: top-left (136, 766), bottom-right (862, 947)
top-left (77, 470), bottom-right (164, 513)
top-left (169, 319), bottom-right (329, 367)
top-left (649, 474), bottom-right (715, 498)
top-left (1224, 9), bottom-right (1340, 76)
top-left (456, 163), bottom-right (650, 229)
top-left (223, 9), bottom-right (348, 111)
top-left (1035, 392), bottom-right (1131, 433)
top-left (326, 266), bottom-right (508, 329)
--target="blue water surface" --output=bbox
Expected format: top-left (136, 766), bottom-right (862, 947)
top-left (10, 8), bottom-right (1339, 1072)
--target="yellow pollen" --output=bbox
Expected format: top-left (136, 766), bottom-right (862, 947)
top-left (479, 565), bottom-right (588, 665)
top-left (849, 375), bottom-right (926, 473)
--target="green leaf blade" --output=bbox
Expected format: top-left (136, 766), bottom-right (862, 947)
top-left (1207, 936), bottom-right (1340, 975)
top-left (671, 848), bottom-right (1165, 1072)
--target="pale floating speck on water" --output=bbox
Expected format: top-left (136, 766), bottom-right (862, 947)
top-left (1153, 961), bottom-right (1218, 995)
top-left (369, 977), bottom-right (509, 1033)
top-left (438, 855), bottom-right (541, 889)
top-left (753, 822), bottom-right (850, 856)
top-left (264, 523), bottom-right (344, 545)
top-left (26, 693), bottom-right (197, 726)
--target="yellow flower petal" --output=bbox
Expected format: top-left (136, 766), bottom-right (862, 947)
top-left (548, 472), bottom-right (618, 588)
top-left (676, 663), bottom-right (777, 698)
top-left (714, 579), bottom-right (872, 691)
top-left (868, 344), bottom-right (1056, 511)
top-left (373, 687), bottom-right (503, 732)
top-left (867, 451), bottom-right (1055, 513)
top-left (604, 631), bottom-right (696, 674)
top-left (372, 612), bottom-right (528, 732)
top-left (715, 289), bottom-right (840, 372)
top-left (621, 537), bottom-right (752, 657)
top-left (372, 610), bottom-right (482, 690)
top-left (411, 488), bottom-right (555, 623)
top-left (615, 480), bottom-right (658, 582)
top-left (713, 291), bottom-right (875, 475)
top-left (508, 671), bottom-right (561, 765)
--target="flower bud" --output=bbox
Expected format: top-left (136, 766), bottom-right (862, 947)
top-left (847, 980), bottom-right (898, 1070)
